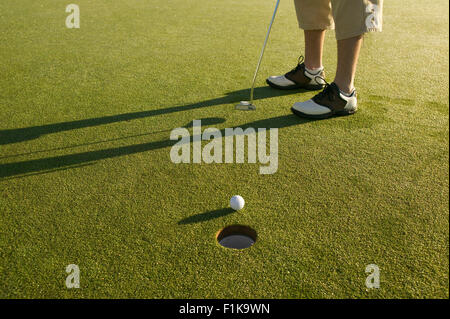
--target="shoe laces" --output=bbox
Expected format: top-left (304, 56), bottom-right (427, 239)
top-left (313, 77), bottom-right (336, 102)
top-left (286, 55), bottom-right (305, 76)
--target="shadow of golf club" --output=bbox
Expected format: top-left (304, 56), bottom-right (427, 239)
top-left (178, 208), bottom-right (235, 225)
top-left (0, 86), bottom-right (302, 145)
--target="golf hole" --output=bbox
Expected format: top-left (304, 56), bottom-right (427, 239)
top-left (216, 225), bottom-right (257, 250)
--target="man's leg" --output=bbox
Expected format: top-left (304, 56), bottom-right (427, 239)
top-left (291, 0), bottom-right (383, 119)
top-left (334, 35), bottom-right (363, 94)
top-left (291, 32), bottom-right (362, 119)
top-left (297, 0), bottom-right (332, 72)
top-left (332, 0), bottom-right (383, 94)
top-left (304, 30), bottom-right (326, 71)
top-left (266, 0), bottom-right (332, 90)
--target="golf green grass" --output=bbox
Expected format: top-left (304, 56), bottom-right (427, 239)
top-left (0, 0), bottom-right (448, 298)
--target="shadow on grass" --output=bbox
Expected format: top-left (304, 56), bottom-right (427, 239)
top-left (0, 117), bottom-right (226, 160)
top-left (0, 86), bottom-right (302, 145)
top-left (0, 114), bottom-right (310, 179)
top-left (178, 208), bottom-right (235, 225)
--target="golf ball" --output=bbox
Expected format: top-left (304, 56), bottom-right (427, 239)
top-left (230, 195), bottom-right (245, 211)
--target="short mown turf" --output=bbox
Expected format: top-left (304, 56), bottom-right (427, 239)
top-left (0, 0), bottom-right (448, 298)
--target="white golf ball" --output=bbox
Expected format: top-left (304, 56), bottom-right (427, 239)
top-left (230, 195), bottom-right (245, 211)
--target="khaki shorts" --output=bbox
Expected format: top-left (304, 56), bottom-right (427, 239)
top-left (294, 0), bottom-right (383, 40)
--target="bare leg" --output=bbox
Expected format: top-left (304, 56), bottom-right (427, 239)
top-left (304, 30), bottom-right (326, 70)
top-left (334, 35), bottom-right (363, 94)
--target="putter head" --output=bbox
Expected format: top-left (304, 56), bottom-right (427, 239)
top-left (235, 101), bottom-right (256, 111)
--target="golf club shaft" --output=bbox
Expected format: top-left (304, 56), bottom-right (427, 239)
top-left (249, 0), bottom-right (280, 104)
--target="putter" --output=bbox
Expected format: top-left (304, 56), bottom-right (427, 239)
top-left (236, 0), bottom-right (280, 111)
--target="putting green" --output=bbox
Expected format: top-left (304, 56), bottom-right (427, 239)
top-left (0, 0), bottom-right (448, 298)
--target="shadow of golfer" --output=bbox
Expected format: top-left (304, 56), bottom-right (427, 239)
top-left (0, 86), bottom-right (302, 145)
top-left (178, 208), bottom-right (235, 225)
top-left (0, 114), bottom-right (310, 179)
top-left (0, 117), bottom-right (226, 160)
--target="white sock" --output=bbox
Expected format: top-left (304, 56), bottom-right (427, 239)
top-left (305, 66), bottom-right (323, 75)
top-left (333, 82), bottom-right (355, 96)
top-left (339, 88), bottom-right (355, 97)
